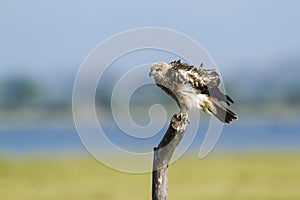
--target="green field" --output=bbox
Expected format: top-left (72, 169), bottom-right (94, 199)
top-left (1, 153), bottom-right (300, 200)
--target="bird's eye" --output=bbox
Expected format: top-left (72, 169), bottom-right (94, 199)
top-left (156, 68), bottom-right (161, 72)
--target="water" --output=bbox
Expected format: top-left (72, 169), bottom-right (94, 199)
top-left (0, 125), bottom-right (85, 156)
top-left (0, 122), bottom-right (299, 157)
top-left (215, 123), bottom-right (300, 152)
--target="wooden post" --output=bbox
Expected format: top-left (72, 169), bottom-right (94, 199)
top-left (152, 114), bottom-right (188, 200)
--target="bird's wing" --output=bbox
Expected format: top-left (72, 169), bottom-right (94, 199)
top-left (170, 60), bottom-right (219, 88)
top-left (156, 83), bottom-right (180, 107)
top-left (170, 60), bottom-right (234, 105)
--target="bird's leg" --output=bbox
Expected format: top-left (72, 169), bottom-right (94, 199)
top-left (183, 112), bottom-right (190, 124)
top-left (176, 111), bottom-right (183, 120)
top-left (176, 111), bottom-right (190, 124)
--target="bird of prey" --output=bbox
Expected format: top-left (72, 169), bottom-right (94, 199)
top-left (149, 60), bottom-right (238, 123)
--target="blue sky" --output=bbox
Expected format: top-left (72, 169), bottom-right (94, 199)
top-left (0, 0), bottom-right (299, 78)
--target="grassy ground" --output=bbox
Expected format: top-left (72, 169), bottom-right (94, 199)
top-left (0, 153), bottom-right (300, 200)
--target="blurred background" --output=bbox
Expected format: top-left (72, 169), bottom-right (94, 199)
top-left (1, 0), bottom-right (300, 200)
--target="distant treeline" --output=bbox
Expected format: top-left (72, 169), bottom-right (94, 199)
top-left (0, 77), bottom-right (68, 110)
top-left (1, 65), bottom-right (300, 110)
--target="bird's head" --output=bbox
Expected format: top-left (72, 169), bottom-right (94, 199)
top-left (149, 62), bottom-right (170, 78)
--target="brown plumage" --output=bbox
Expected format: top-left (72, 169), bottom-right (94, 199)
top-left (149, 60), bottom-right (238, 123)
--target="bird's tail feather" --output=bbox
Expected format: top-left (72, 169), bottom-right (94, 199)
top-left (209, 97), bottom-right (238, 123)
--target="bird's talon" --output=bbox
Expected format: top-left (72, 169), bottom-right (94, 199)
top-left (182, 114), bottom-right (190, 124)
top-left (186, 117), bottom-right (190, 124)
top-left (175, 112), bottom-right (190, 124)
top-left (176, 112), bottom-right (183, 120)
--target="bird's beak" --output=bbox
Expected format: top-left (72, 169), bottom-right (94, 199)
top-left (149, 70), bottom-right (153, 77)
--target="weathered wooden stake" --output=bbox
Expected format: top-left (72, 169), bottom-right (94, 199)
top-left (152, 114), bottom-right (188, 200)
